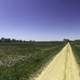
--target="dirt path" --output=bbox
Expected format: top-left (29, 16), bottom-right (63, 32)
top-left (34, 43), bottom-right (80, 80)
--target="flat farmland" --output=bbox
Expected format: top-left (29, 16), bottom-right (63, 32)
top-left (0, 42), bottom-right (64, 80)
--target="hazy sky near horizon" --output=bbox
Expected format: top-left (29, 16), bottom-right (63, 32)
top-left (0, 0), bottom-right (80, 41)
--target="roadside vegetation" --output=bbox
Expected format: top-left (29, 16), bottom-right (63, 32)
top-left (0, 38), bottom-right (65, 80)
top-left (71, 40), bottom-right (80, 66)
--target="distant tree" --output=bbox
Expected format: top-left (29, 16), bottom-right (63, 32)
top-left (6, 38), bottom-right (11, 42)
top-left (18, 40), bottom-right (21, 42)
top-left (1, 37), bottom-right (5, 42)
top-left (12, 39), bottom-right (16, 42)
top-left (63, 39), bottom-right (70, 42)
top-left (74, 40), bottom-right (80, 42)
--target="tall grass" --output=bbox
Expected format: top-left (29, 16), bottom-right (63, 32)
top-left (0, 42), bottom-right (65, 80)
top-left (71, 41), bottom-right (80, 65)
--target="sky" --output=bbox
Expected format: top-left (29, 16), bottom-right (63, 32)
top-left (0, 0), bottom-right (80, 41)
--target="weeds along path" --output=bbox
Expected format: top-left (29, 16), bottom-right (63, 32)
top-left (34, 43), bottom-right (80, 80)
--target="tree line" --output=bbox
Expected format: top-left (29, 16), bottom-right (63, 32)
top-left (0, 37), bottom-right (28, 43)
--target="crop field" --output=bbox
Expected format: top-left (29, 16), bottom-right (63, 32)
top-left (0, 41), bottom-right (65, 80)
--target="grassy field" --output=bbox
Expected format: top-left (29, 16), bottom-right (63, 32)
top-left (0, 41), bottom-right (65, 80)
top-left (71, 41), bottom-right (80, 66)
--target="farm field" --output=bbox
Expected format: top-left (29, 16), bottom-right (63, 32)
top-left (71, 41), bottom-right (80, 66)
top-left (0, 0), bottom-right (80, 80)
top-left (0, 41), bottom-right (64, 80)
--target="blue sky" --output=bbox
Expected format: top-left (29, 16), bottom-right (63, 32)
top-left (0, 0), bottom-right (80, 41)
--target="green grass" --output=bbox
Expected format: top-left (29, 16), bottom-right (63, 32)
top-left (0, 42), bottom-right (65, 80)
top-left (71, 41), bottom-right (80, 65)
